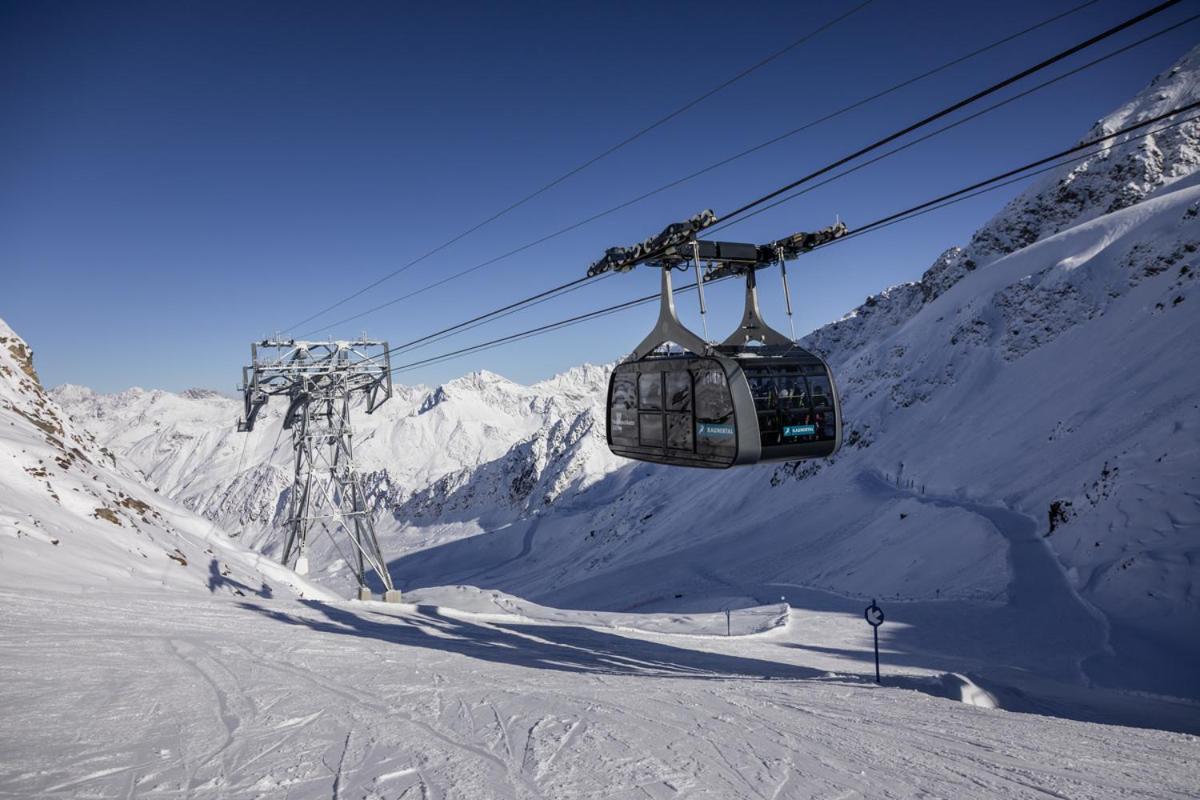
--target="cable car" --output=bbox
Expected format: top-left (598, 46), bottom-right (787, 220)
top-left (598, 218), bottom-right (845, 469)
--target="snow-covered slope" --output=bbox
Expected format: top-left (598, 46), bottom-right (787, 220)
top-left (0, 319), bottom-right (332, 600)
top-left (54, 47), bottom-right (1200, 703)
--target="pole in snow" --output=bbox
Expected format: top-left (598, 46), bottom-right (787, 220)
top-left (864, 599), bottom-right (885, 683)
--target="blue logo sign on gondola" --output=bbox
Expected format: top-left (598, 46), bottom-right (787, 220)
top-left (698, 423), bottom-right (735, 437)
top-left (784, 424), bottom-right (816, 437)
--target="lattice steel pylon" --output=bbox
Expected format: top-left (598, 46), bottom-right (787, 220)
top-left (238, 338), bottom-right (400, 602)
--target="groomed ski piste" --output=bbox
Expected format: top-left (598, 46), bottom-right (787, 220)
top-left (5, 32), bottom-right (1200, 800)
top-left (2, 584), bottom-right (1197, 800)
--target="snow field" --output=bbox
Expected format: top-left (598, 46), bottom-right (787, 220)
top-left (2, 589), bottom-right (1197, 799)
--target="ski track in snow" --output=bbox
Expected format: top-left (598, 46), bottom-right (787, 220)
top-left (1, 589), bottom-right (1197, 799)
top-left (456, 514), bottom-right (544, 586)
top-left (856, 470), bottom-right (1110, 686)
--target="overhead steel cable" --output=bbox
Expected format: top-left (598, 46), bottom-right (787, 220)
top-left (390, 289), bottom-right (681, 374)
top-left (300, 0), bottom-right (1116, 338)
top-left (305, 0), bottom-right (1179, 339)
top-left (386, 103), bottom-right (1200, 375)
top-left (816, 103), bottom-right (1200, 244)
top-left (704, 10), bottom-right (1200, 236)
top-left (391, 273), bottom-right (614, 357)
top-left (280, 0), bottom-right (877, 335)
top-left (366, 10), bottom-right (1191, 359)
top-left (303, 239), bottom-right (602, 339)
top-left (716, 0), bottom-right (1185, 224)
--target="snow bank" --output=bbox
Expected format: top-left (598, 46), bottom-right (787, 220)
top-left (403, 584), bottom-right (790, 637)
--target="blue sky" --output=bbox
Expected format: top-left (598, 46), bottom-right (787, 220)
top-left (3, 0), bottom-right (1196, 393)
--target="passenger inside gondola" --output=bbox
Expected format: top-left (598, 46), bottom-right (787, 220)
top-left (750, 376), bottom-right (780, 445)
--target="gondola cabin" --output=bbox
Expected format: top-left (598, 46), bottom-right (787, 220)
top-left (593, 219), bottom-right (847, 469)
top-left (607, 345), bottom-right (841, 468)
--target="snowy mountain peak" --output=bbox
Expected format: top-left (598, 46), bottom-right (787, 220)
top-left (49, 383), bottom-right (97, 403)
top-left (450, 368), bottom-right (517, 389)
top-left (179, 388), bottom-right (227, 400)
top-left (418, 369), bottom-right (528, 412)
top-left (533, 363), bottom-right (612, 396)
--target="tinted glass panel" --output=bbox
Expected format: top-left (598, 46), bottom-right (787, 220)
top-left (748, 375), bottom-right (777, 445)
top-left (665, 371), bottom-right (691, 412)
top-left (639, 412), bottom-right (663, 447)
top-left (666, 413), bottom-right (693, 450)
top-left (739, 363), bottom-right (838, 451)
top-left (808, 373), bottom-right (832, 408)
top-left (757, 408), bottom-right (780, 444)
top-left (749, 376), bottom-right (776, 413)
top-left (776, 374), bottom-right (808, 412)
top-left (801, 368), bottom-right (836, 442)
top-left (695, 368), bottom-right (733, 421)
top-left (815, 409), bottom-right (835, 440)
top-left (610, 374), bottom-right (638, 445)
top-left (778, 375), bottom-right (815, 440)
top-left (639, 372), bottom-right (662, 410)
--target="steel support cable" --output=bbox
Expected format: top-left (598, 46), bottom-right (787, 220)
top-left (340, 273), bottom-right (610, 375)
top-left (389, 133), bottom-right (1179, 372)
top-left (824, 136), bottom-right (1184, 245)
top-left (306, 0), bottom-right (1179, 341)
top-left (806, 104), bottom-right (1200, 245)
top-left (704, 11), bottom-right (1200, 237)
top-left (580, 0), bottom-right (1109, 225)
top-left (394, 272), bottom-right (615, 357)
top-left (363, 12), bottom-right (1189, 361)
top-left (281, 0), bottom-right (877, 335)
top-left (387, 105), bottom-right (1200, 375)
top-left (300, 0), bottom-right (1114, 339)
top-left (716, 0), bottom-right (1185, 224)
top-left (390, 282), bottom-right (712, 373)
top-left (381, 275), bottom-right (593, 354)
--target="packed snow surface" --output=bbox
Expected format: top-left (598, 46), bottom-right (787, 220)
top-left (2, 589), bottom-right (1198, 799)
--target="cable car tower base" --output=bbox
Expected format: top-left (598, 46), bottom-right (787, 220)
top-left (238, 338), bottom-right (400, 602)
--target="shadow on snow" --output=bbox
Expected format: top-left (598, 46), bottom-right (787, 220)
top-left (236, 598), bottom-right (1200, 735)
top-left (239, 599), bottom-right (826, 682)
top-left (208, 558), bottom-right (274, 599)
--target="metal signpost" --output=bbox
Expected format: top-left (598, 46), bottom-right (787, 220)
top-left (864, 599), bottom-right (885, 683)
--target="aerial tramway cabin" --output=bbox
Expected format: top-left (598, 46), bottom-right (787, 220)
top-left (593, 213), bottom-right (846, 469)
